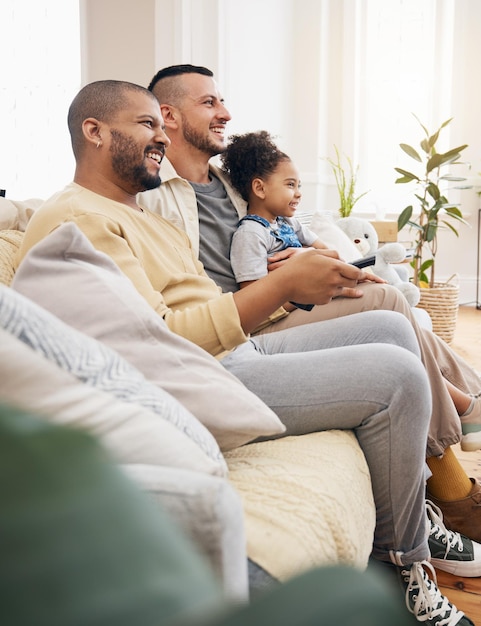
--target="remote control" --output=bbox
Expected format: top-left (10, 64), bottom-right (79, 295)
top-left (350, 254), bottom-right (376, 269)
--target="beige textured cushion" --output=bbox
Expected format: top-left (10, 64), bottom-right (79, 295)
top-left (12, 223), bottom-right (285, 450)
top-left (0, 197), bottom-right (43, 230)
top-left (0, 328), bottom-right (225, 476)
top-left (0, 282), bottom-right (226, 472)
top-left (225, 430), bottom-right (375, 579)
top-left (0, 230), bottom-right (23, 286)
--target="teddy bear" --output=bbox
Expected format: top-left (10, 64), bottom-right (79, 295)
top-left (336, 216), bottom-right (421, 307)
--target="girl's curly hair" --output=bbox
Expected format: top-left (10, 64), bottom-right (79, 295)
top-left (220, 130), bottom-right (290, 202)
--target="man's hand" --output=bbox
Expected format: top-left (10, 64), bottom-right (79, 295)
top-left (234, 249), bottom-right (385, 334)
top-left (277, 249), bottom-right (366, 304)
top-left (267, 246), bottom-right (340, 271)
top-left (334, 272), bottom-right (386, 298)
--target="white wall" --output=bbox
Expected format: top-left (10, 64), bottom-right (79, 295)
top-left (80, 0), bottom-right (158, 86)
top-left (0, 0), bottom-right (80, 200)
top-left (80, 0), bottom-right (481, 304)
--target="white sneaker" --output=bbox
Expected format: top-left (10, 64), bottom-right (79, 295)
top-left (461, 395), bottom-right (481, 451)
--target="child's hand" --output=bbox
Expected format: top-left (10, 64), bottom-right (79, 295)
top-left (267, 246), bottom-right (339, 271)
top-left (267, 247), bottom-right (308, 270)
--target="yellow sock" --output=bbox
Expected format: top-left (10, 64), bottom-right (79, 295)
top-left (426, 446), bottom-right (473, 501)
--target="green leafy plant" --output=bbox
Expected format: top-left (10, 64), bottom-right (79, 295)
top-left (395, 116), bottom-right (469, 288)
top-left (326, 146), bottom-right (369, 218)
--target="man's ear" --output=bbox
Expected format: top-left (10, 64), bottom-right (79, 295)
top-left (251, 177), bottom-right (266, 200)
top-left (82, 118), bottom-right (103, 148)
top-left (160, 104), bottom-right (179, 129)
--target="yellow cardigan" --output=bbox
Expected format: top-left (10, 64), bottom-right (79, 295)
top-left (16, 182), bottom-right (247, 357)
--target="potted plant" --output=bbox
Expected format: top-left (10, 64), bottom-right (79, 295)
top-left (326, 146), bottom-right (369, 218)
top-left (395, 116), bottom-right (468, 286)
top-left (395, 115), bottom-right (469, 342)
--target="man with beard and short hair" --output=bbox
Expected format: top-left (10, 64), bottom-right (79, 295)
top-left (138, 64), bottom-right (481, 547)
top-left (17, 80), bottom-right (170, 275)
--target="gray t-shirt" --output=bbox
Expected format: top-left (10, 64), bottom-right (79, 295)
top-left (230, 217), bottom-right (318, 283)
top-left (190, 174), bottom-right (240, 293)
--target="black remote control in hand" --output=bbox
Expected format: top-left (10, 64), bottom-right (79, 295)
top-left (350, 254), bottom-right (376, 269)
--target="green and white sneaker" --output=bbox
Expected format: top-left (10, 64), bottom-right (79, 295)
top-left (393, 557), bottom-right (474, 625)
top-left (427, 499), bottom-right (481, 577)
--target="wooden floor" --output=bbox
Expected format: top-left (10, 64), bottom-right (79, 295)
top-left (450, 303), bottom-right (481, 373)
top-left (434, 305), bottom-right (481, 621)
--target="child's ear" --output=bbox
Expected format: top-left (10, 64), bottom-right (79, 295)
top-left (252, 177), bottom-right (265, 199)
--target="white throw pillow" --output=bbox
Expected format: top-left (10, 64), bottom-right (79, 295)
top-left (12, 222), bottom-right (285, 450)
top-left (0, 196), bottom-right (43, 230)
top-left (0, 283), bottom-right (226, 472)
top-left (0, 328), bottom-right (225, 476)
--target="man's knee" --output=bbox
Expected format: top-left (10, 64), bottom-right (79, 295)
top-left (366, 310), bottom-right (420, 356)
top-left (361, 283), bottom-right (411, 314)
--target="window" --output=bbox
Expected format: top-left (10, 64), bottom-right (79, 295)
top-left (341, 0), bottom-right (456, 216)
top-left (0, 0), bottom-right (81, 199)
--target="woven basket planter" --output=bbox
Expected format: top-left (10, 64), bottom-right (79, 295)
top-left (416, 281), bottom-right (459, 344)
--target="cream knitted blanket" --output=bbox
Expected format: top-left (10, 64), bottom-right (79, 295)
top-left (225, 430), bottom-right (375, 581)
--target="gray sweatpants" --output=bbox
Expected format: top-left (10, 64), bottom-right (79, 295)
top-left (257, 281), bottom-right (481, 457)
top-left (221, 309), bottom-right (432, 566)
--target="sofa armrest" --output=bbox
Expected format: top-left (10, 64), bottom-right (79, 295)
top-left (122, 464), bottom-right (248, 603)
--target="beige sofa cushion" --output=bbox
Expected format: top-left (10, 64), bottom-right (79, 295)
top-left (0, 196), bottom-right (43, 230)
top-left (0, 284), bottom-right (227, 475)
top-left (0, 196), bottom-right (42, 285)
top-left (0, 230), bottom-right (23, 286)
top-left (12, 223), bottom-right (285, 450)
top-left (0, 329), bottom-right (225, 476)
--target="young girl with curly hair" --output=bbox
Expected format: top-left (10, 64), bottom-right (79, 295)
top-left (221, 131), bottom-right (329, 293)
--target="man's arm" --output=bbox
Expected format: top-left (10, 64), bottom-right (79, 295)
top-left (233, 249), bottom-right (368, 333)
top-left (33, 213), bottom-right (365, 356)
top-left (267, 247), bottom-right (386, 299)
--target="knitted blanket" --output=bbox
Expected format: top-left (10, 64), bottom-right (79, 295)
top-left (225, 430), bottom-right (375, 581)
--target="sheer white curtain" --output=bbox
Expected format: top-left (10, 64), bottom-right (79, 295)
top-left (0, 0), bottom-right (463, 211)
top-left (0, 0), bottom-right (81, 200)
top-left (334, 0), bottom-right (456, 217)
top-left (264, 0), bottom-right (461, 218)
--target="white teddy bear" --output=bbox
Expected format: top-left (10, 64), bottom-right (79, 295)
top-left (337, 216), bottom-right (420, 307)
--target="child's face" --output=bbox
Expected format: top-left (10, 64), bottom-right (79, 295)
top-left (262, 159), bottom-right (302, 218)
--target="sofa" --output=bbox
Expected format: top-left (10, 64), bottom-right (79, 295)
top-left (0, 196), bottom-right (376, 601)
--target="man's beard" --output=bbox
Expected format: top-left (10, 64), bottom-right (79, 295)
top-left (181, 114), bottom-right (225, 157)
top-left (110, 129), bottom-right (161, 191)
